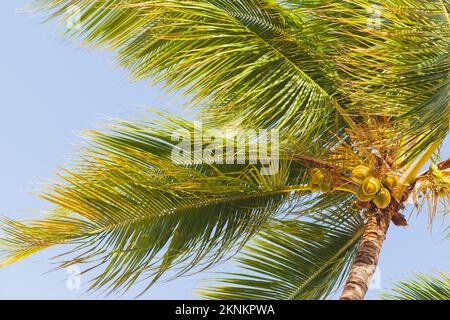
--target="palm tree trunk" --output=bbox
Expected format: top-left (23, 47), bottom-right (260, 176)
top-left (339, 209), bottom-right (392, 300)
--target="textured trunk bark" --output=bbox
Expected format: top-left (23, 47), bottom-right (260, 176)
top-left (339, 209), bottom-right (392, 300)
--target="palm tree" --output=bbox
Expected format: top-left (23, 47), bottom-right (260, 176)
top-left (1, 0), bottom-right (449, 300)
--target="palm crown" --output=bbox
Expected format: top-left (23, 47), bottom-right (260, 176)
top-left (0, 0), bottom-right (449, 300)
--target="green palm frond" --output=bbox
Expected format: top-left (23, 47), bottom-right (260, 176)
top-left (31, 0), bottom-right (450, 163)
top-left (31, 0), bottom-right (348, 141)
top-left (284, 0), bottom-right (450, 163)
top-left (198, 197), bottom-right (365, 300)
top-left (0, 114), bottom-right (311, 295)
top-left (381, 272), bottom-right (450, 300)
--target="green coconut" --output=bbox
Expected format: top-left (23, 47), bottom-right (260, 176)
top-left (352, 165), bottom-right (370, 181)
top-left (374, 188), bottom-right (391, 209)
top-left (357, 188), bottom-right (374, 202)
top-left (311, 169), bottom-right (325, 185)
top-left (385, 174), bottom-right (398, 188)
top-left (362, 176), bottom-right (381, 196)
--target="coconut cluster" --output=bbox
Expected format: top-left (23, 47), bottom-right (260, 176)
top-left (352, 165), bottom-right (397, 209)
top-left (309, 165), bottom-right (404, 210)
top-left (420, 164), bottom-right (450, 197)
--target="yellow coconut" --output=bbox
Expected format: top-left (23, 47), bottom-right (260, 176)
top-left (362, 176), bottom-right (381, 196)
top-left (311, 169), bottom-right (325, 185)
top-left (352, 165), bottom-right (370, 181)
top-left (385, 174), bottom-right (398, 188)
top-left (357, 188), bottom-right (374, 202)
top-left (374, 188), bottom-right (391, 209)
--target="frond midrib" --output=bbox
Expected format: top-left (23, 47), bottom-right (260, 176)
top-left (87, 184), bottom-right (303, 235)
top-left (202, 0), bottom-right (349, 123)
top-left (16, 184), bottom-right (306, 252)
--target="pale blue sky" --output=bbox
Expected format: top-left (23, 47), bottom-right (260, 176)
top-left (0, 1), bottom-right (448, 300)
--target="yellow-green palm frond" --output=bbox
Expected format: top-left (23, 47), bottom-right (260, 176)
top-left (31, 0), bottom-right (350, 141)
top-left (0, 113), bottom-right (314, 295)
top-left (31, 0), bottom-right (450, 165)
top-left (380, 272), bottom-right (450, 300)
top-left (284, 0), bottom-right (450, 162)
top-left (198, 196), bottom-right (365, 300)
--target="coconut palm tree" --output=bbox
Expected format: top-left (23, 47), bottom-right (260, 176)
top-left (1, 0), bottom-right (449, 300)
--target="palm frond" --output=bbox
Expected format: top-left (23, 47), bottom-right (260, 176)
top-left (380, 272), bottom-right (450, 300)
top-left (287, 0), bottom-right (450, 163)
top-left (31, 0), bottom-right (351, 141)
top-left (198, 197), bottom-right (365, 300)
top-left (0, 113), bottom-right (311, 295)
top-left (31, 0), bottom-right (450, 164)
